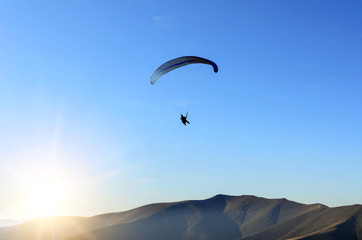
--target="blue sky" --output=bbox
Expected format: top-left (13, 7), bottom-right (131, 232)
top-left (1, 0), bottom-right (362, 220)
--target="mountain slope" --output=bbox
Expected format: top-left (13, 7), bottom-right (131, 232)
top-left (0, 219), bottom-right (23, 227)
top-left (0, 195), bottom-right (361, 240)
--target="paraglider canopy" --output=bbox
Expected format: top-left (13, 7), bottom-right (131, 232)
top-left (150, 56), bottom-right (218, 84)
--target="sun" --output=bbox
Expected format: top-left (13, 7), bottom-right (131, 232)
top-left (22, 172), bottom-right (70, 219)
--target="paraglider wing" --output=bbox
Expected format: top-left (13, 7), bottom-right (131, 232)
top-left (150, 56), bottom-right (218, 84)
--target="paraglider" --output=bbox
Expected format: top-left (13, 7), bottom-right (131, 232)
top-left (150, 56), bottom-right (218, 85)
top-left (150, 56), bottom-right (218, 125)
top-left (180, 113), bottom-right (190, 126)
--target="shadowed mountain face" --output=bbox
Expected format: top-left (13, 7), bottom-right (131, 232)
top-left (1, 195), bottom-right (361, 240)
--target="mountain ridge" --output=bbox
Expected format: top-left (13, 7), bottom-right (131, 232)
top-left (0, 194), bottom-right (361, 240)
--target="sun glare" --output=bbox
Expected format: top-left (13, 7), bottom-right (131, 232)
top-left (22, 173), bottom-right (70, 219)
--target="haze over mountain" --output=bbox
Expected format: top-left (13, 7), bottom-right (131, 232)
top-left (0, 219), bottom-right (23, 228)
top-left (1, 195), bottom-right (361, 240)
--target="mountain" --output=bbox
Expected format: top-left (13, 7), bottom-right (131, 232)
top-left (0, 195), bottom-right (361, 240)
top-left (0, 219), bottom-right (23, 228)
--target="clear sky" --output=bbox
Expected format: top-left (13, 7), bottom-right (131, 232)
top-left (1, 0), bottom-right (362, 220)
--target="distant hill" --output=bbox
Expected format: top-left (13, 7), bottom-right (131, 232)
top-left (0, 195), bottom-right (361, 240)
top-left (0, 219), bottom-right (23, 228)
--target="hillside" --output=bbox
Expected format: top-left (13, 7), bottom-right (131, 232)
top-left (0, 195), bottom-right (361, 240)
